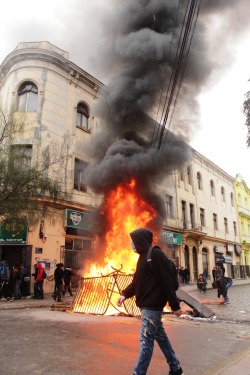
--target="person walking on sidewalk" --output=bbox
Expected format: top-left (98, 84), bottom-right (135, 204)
top-left (62, 266), bottom-right (74, 297)
top-left (53, 263), bottom-right (64, 302)
top-left (215, 265), bottom-right (228, 304)
top-left (33, 263), bottom-right (44, 299)
top-left (117, 228), bottom-right (184, 375)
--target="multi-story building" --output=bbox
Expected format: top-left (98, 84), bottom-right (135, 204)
top-left (161, 150), bottom-right (241, 281)
top-left (0, 41), bottom-right (246, 291)
top-left (234, 174), bottom-right (250, 277)
top-left (0, 41), bottom-right (103, 291)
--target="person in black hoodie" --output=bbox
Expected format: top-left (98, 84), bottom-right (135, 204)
top-left (53, 263), bottom-right (64, 302)
top-left (117, 228), bottom-right (184, 375)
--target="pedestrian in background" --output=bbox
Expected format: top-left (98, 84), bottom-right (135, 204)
top-left (53, 263), bottom-right (64, 302)
top-left (62, 265), bottom-right (74, 297)
top-left (12, 264), bottom-right (22, 300)
top-left (197, 274), bottom-right (207, 293)
top-left (202, 268), bottom-right (208, 281)
top-left (183, 267), bottom-right (190, 285)
top-left (32, 263), bottom-right (44, 299)
top-left (177, 267), bottom-right (184, 287)
top-left (224, 276), bottom-right (233, 303)
top-left (212, 267), bottom-right (216, 282)
top-left (215, 265), bottom-right (228, 304)
top-left (117, 228), bottom-right (184, 375)
top-left (0, 260), bottom-right (12, 301)
top-left (20, 263), bottom-right (31, 298)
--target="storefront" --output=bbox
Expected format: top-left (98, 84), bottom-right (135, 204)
top-left (62, 209), bottom-right (97, 268)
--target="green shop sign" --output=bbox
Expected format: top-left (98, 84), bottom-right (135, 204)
top-left (65, 209), bottom-right (95, 231)
top-left (160, 230), bottom-right (182, 245)
top-left (0, 220), bottom-right (27, 245)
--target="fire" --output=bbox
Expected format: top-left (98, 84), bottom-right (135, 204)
top-left (86, 179), bottom-right (157, 276)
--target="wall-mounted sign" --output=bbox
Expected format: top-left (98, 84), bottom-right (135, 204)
top-left (226, 244), bottom-right (234, 253)
top-left (0, 220), bottom-right (27, 245)
top-left (35, 247), bottom-right (43, 254)
top-left (160, 231), bottom-right (182, 245)
top-left (65, 209), bottom-right (96, 231)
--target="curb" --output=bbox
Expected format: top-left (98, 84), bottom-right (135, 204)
top-left (204, 345), bottom-right (250, 375)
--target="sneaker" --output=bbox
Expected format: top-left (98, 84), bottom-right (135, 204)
top-left (224, 300), bottom-right (230, 304)
top-left (169, 367), bottom-right (184, 375)
top-left (0, 297), bottom-right (7, 300)
top-left (26, 295), bottom-right (32, 299)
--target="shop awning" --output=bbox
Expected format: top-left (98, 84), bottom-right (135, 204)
top-left (215, 255), bottom-right (233, 264)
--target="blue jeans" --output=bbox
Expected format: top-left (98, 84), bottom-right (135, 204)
top-left (133, 309), bottom-right (181, 375)
top-left (225, 280), bottom-right (233, 302)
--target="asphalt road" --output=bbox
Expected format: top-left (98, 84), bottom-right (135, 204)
top-left (0, 297), bottom-right (249, 375)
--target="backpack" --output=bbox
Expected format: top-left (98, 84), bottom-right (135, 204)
top-left (42, 269), bottom-right (47, 279)
top-left (0, 264), bottom-right (6, 279)
top-left (147, 246), bottom-right (179, 291)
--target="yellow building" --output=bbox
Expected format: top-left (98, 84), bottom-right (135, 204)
top-left (234, 174), bottom-right (250, 277)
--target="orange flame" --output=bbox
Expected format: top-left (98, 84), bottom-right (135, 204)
top-left (86, 179), bottom-right (157, 276)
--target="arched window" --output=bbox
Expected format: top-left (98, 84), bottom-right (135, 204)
top-left (210, 180), bottom-right (215, 196)
top-left (18, 81), bottom-right (38, 112)
top-left (76, 103), bottom-right (89, 130)
top-left (197, 172), bottom-right (202, 190)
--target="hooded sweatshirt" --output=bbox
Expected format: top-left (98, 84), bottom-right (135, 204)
top-left (35, 263), bottom-right (44, 281)
top-left (121, 228), bottom-right (180, 312)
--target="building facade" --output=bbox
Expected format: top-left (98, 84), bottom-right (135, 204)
top-left (161, 150), bottom-right (241, 281)
top-left (234, 174), bottom-right (250, 277)
top-left (0, 42), bottom-right (247, 293)
top-left (0, 42), bottom-right (103, 292)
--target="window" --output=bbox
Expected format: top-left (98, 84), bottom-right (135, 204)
top-left (210, 180), bottom-right (215, 196)
top-left (179, 170), bottom-right (184, 182)
top-left (187, 165), bottom-right (192, 185)
top-left (181, 200), bottom-right (187, 228)
top-left (213, 213), bottom-right (218, 231)
top-left (230, 192), bottom-right (234, 207)
top-left (11, 145), bottom-right (32, 168)
top-left (17, 81), bottom-right (38, 112)
top-left (74, 158), bottom-right (88, 192)
top-left (238, 193), bottom-right (242, 206)
top-left (166, 195), bottom-right (174, 218)
top-left (221, 186), bottom-right (225, 202)
top-left (241, 222), bottom-right (245, 235)
top-left (245, 197), bottom-right (248, 209)
top-left (224, 217), bottom-right (228, 234)
top-left (190, 203), bottom-right (195, 228)
top-left (76, 103), bottom-right (89, 130)
top-left (233, 221), bottom-right (237, 236)
top-left (197, 172), bottom-right (202, 190)
top-left (200, 208), bottom-right (205, 227)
